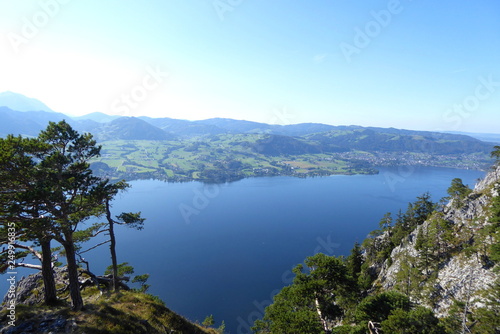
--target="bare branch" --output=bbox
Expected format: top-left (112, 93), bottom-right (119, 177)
top-left (91, 228), bottom-right (110, 238)
top-left (79, 240), bottom-right (110, 255)
top-left (16, 262), bottom-right (42, 270)
top-left (0, 243), bottom-right (43, 262)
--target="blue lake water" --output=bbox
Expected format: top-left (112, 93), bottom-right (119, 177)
top-left (2, 166), bottom-right (485, 333)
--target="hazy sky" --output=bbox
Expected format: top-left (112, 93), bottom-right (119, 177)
top-left (1, 1), bottom-right (499, 133)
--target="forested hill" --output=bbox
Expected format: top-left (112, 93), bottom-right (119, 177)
top-left (0, 105), bottom-right (494, 156)
top-left (0, 93), bottom-right (496, 182)
top-left (253, 160), bottom-right (500, 333)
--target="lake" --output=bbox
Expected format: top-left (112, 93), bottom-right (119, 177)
top-left (3, 166), bottom-right (485, 333)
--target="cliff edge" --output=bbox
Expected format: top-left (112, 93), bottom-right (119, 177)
top-left (375, 165), bottom-right (500, 318)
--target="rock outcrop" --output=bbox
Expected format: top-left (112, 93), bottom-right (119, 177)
top-left (0, 268), bottom-right (216, 334)
top-left (375, 165), bottom-right (500, 317)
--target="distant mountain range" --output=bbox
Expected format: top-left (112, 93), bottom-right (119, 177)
top-left (0, 92), bottom-right (497, 156)
top-left (0, 91), bottom-right (55, 113)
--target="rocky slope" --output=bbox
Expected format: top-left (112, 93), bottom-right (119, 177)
top-left (375, 164), bottom-right (500, 317)
top-left (0, 268), bottom-right (217, 334)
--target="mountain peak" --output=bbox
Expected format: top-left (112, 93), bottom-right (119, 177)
top-left (0, 91), bottom-right (55, 113)
top-left (72, 112), bottom-right (121, 123)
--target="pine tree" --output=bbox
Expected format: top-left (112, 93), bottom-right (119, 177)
top-left (345, 241), bottom-right (363, 282)
top-left (381, 306), bottom-right (445, 333)
top-left (354, 291), bottom-right (411, 324)
top-left (202, 314), bottom-right (214, 328)
top-left (254, 253), bottom-right (355, 334)
top-left (447, 178), bottom-right (472, 208)
top-left (415, 225), bottom-right (438, 278)
top-left (35, 121), bottom-right (113, 311)
top-left (473, 279), bottom-right (500, 333)
top-left (0, 135), bottom-right (58, 305)
top-left (379, 212), bottom-right (393, 230)
top-left (491, 145), bottom-right (500, 163)
top-left (395, 250), bottom-right (420, 299)
top-left (103, 182), bottom-right (145, 291)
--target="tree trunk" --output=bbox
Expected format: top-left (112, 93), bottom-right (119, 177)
top-left (62, 235), bottom-right (84, 311)
top-left (461, 271), bottom-right (474, 334)
top-left (315, 297), bottom-right (330, 334)
top-left (40, 239), bottom-right (58, 305)
top-left (106, 199), bottom-right (119, 292)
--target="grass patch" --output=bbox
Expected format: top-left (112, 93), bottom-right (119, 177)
top-left (1, 287), bottom-right (218, 334)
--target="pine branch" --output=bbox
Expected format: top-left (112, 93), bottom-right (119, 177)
top-left (16, 262), bottom-right (42, 270)
top-left (0, 243), bottom-right (43, 262)
top-left (79, 239), bottom-right (110, 255)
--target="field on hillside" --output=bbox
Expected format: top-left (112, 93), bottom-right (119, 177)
top-left (92, 136), bottom-right (374, 182)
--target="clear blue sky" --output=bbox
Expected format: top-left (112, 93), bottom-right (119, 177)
top-left (1, 0), bottom-right (499, 133)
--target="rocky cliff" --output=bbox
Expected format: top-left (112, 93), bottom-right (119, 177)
top-left (375, 165), bottom-right (500, 317)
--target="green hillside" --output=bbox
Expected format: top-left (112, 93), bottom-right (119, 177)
top-left (91, 132), bottom-right (492, 183)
